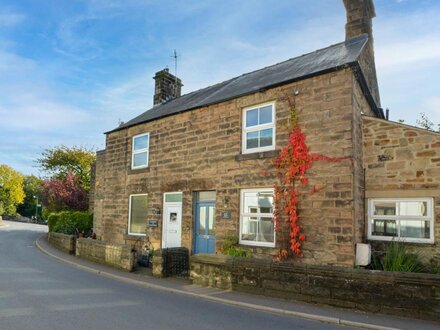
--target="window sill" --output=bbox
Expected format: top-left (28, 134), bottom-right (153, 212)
top-left (239, 240), bottom-right (275, 248)
top-left (367, 237), bottom-right (434, 245)
top-left (128, 166), bottom-right (150, 175)
top-left (235, 149), bottom-right (278, 161)
top-left (124, 234), bottom-right (148, 240)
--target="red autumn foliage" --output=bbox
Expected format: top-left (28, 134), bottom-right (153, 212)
top-left (273, 96), bottom-right (350, 261)
top-left (42, 172), bottom-right (88, 212)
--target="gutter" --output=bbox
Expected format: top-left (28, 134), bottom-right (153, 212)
top-left (349, 62), bottom-right (385, 119)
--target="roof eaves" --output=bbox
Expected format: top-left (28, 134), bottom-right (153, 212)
top-left (104, 63), bottom-right (358, 135)
top-left (350, 62), bottom-right (385, 119)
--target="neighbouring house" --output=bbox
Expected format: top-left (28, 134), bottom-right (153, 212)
top-left (91, 0), bottom-right (439, 267)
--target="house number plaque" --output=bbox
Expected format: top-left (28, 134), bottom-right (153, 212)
top-left (148, 220), bottom-right (158, 227)
top-left (221, 211), bottom-right (231, 219)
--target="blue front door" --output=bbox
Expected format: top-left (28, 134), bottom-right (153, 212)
top-left (194, 201), bottom-right (216, 254)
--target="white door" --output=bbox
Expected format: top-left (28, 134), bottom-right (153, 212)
top-left (162, 193), bottom-right (182, 248)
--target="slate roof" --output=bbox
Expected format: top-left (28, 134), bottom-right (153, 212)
top-left (107, 34), bottom-right (374, 133)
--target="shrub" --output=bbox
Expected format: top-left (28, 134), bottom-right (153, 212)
top-left (220, 235), bottom-right (251, 258)
top-left (47, 213), bottom-right (61, 232)
top-left (42, 208), bottom-right (51, 221)
top-left (371, 241), bottom-right (425, 273)
top-left (51, 211), bottom-right (93, 236)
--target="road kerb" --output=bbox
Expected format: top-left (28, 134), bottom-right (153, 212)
top-left (35, 235), bottom-right (400, 330)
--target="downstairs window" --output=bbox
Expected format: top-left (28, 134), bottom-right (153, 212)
top-left (368, 198), bottom-right (434, 243)
top-left (240, 189), bottom-right (275, 247)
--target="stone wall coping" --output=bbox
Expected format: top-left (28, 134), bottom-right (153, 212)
top-left (48, 232), bottom-right (76, 239)
top-left (362, 115), bottom-right (440, 136)
top-left (191, 254), bottom-right (234, 266)
top-left (77, 238), bottom-right (133, 250)
top-left (191, 254), bottom-right (440, 321)
top-left (192, 254), bottom-right (440, 284)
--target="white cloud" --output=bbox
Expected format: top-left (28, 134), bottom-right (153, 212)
top-left (377, 36), bottom-right (440, 72)
top-left (0, 11), bottom-right (25, 27)
top-left (0, 101), bottom-right (91, 132)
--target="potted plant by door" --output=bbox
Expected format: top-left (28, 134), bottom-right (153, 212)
top-left (137, 242), bottom-right (154, 267)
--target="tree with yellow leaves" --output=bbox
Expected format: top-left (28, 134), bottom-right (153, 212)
top-left (0, 164), bottom-right (25, 215)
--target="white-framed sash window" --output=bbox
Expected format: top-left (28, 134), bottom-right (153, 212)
top-left (128, 193), bottom-right (148, 236)
top-left (242, 102), bottom-right (275, 154)
top-left (132, 133), bottom-right (149, 169)
top-left (368, 198), bottom-right (434, 243)
top-left (240, 188), bottom-right (275, 247)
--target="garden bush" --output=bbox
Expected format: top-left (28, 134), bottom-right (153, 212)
top-left (220, 235), bottom-right (251, 257)
top-left (42, 208), bottom-right (51, 221)
top-left (371, 241), bottom-right (425, 273)
top-left (47, 212), bottom-right (61, 232)
top-left (51, 211), bottom-right (93, 236)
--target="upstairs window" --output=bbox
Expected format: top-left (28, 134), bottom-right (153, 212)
top-left (368, 198), bottom-right (434, 243)
top-left (242, 102), bottom-right (275, 154)
top-left (132, 133), bottom-right (149, 169)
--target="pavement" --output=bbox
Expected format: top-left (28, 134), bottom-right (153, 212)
top-left (34, 228), bottom-right (440, 330)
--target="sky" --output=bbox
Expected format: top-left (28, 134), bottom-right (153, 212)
top-left (0, 0), bottom-right (439, 176)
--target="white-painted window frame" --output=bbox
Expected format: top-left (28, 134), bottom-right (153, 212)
top-left (128, 193), bottom-right (148, 236)
top-left (131, 133), bottom-right (150, 169)
top-left (239, 188), bottom-right (275, 247)
top-left (242, 102), bottom-right (276, 154)
top-left (367, 198), bottom-right (434, 244)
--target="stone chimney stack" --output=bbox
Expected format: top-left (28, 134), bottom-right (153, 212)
top-left (153, 68), bottom-right (183, 105)
top-left (343, 0), bottom-right (381, 107)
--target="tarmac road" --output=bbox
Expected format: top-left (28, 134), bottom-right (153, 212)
top-left (0, 221), bottom-right (354, 330)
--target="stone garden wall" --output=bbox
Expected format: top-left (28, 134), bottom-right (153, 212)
top-left (191, 254), bottom-right (440, 321)
top-left (48, 232), bottom-right (76, 254)
top-left (75, 238), bottom-right (135, 271)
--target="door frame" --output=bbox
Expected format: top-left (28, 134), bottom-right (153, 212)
top-left (193, 193), bottom-right (216, 254)
top-left (162, 192), bottom-right (183, 248)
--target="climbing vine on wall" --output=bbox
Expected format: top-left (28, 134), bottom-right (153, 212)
top-left (273, 94), bottom-right (350, 261)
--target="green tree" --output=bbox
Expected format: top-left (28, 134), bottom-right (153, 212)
top-left (37, 146), bottom-right (96, 191)
top-left (0, 164), bottom-right (25, 215)
top-left (16, 175), bottom-right (43, 218)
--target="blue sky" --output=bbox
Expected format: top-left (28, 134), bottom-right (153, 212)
top-left (0, 0), bottom-right (439, 176)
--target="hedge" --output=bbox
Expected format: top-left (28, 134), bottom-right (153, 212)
top-left (48, 211), bottom-right (93, 236)
top-left (47, 213), bottom-right (61, 232)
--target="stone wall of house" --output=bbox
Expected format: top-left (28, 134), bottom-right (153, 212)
top-left (363, 116), bottom-right (440, 258)
top-left (92, 150), bottom-right (106, 240)
top-left (48, 232), bottom-right (76, 254)
top-left (89, 163), bottom-right (96, 214)
top-left (352, 78), bottom-right (375, 246)
top-left (95, 68), bottom-right (373, 267)
top-left (191, 254), bottom-right (440, 321)
top-left (76, 238), bottom-right (135, 271)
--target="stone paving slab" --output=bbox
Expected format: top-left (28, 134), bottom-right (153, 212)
top-left (36, 234), bottom-right (440, 330)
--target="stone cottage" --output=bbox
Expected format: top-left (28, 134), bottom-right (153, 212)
top-left (91, 0), bottom-right (439, 267)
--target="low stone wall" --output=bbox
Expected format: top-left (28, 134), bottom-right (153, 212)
top-left (48, 232), bottom-right (76, 254)
top-left (191, 254), bottom-right (440, 321)
top-left (76, 238), bottom-right (135, 271)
